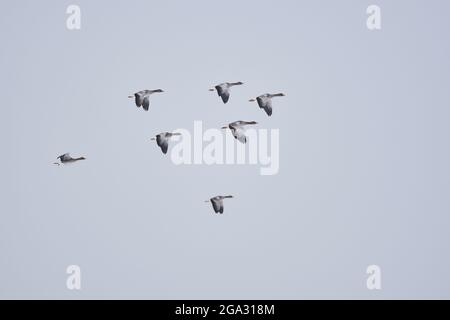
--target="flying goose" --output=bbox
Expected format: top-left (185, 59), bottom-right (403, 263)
top-left (205, 195), bottom-right (234, 214)
top-left (54, 153), bottom-right (86, 165)
top-left (209, 82), bottom-right (243, 104)
top-left (150, 132), bottom-right (181, 154)
top-left (249, 93), bottom-right (285, 116)
top-left (128, 89), bottom-right (164, 111)
top-left (221, 121), bottom-right (257, 144)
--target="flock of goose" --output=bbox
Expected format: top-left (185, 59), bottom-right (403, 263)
top-left (55, 82), bottom-right (285, 214)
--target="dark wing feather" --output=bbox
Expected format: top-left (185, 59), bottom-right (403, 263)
top-left (257, 97), bottom-right (273, 116)
top-left (215, 85), bottom-right (230, 103)
top-left (135, 93), bottom-right (144, 107)
top-left (156, 135), bottom-right (169, 154)
top-left (263, 105), bottom-right (272, 116)
top-left (256, 97), bottom-right (265, 108)
top-left (215, 85), bottom-right (224, 96)
top-left (220, 91), bottom-right (230, 103)
top-left (211, 199), bottom-right (221, 213)
top-left (142, 96), bottom-right (150, 111)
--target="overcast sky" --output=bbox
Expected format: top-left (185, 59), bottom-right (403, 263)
top-left (1, 0), bottom-right (450, 299)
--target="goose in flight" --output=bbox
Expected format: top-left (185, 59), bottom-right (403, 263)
top-left (249, 93), bottom-right (285, 116)
top-left (221, 121), bottom-right (257, 144)
top-left (54, 153), bottom-right (86, 165)
top-left (128, 89), bottom-right (164, 111)
top-left (209, 82), bottom-right (243, 104)
top-left (205, 195), bottom-right (234, 214)
top-left (150, 132), bottom-right (181, 154)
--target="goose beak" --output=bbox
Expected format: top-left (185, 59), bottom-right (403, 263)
top-left (221, 126), bottom-right (228, 129)
top-left (128, 95), bottom-right (134, 98)
top-left (209, 88), bottom-right (215, 91)
top-left (150, 138), bottom-right (156, 141)
top-left (249, 99), bottom-right (256, 102)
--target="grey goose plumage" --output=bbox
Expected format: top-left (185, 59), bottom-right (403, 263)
top-left (205, 195), bottom-right (234, 214)
top-left (249, 93), bottom-right (285, 116)
top-left (54, 153), bottom-right (86, 165)
top-left (221, 120), bottom-right (258, 144)
top-left (128, 89), bottom-right (164, 111)
top-left (150, 132), bottom-right (181, 154)
top-left (209, 82), bottom-right (243, 104)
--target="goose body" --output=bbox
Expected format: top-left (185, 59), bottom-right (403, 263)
top-left (222, 120), bottom-right (257, 144)
top-left (249, 93), bottom-right (285, 116)
top-left (210, 82), bottom-right (243, 104)
top-left (129, 89), bottom-right (164, 111)
top-left (205, 195), bottom-right (233, 214)
top-left (151, 132), bottom-right (181, 154)
top-left (55, 153), bottom-right (86, 165)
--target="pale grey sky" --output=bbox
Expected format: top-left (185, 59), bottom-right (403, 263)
top-left (1, 0), bottom-right (450, 299)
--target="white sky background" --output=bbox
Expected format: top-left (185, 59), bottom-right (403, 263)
top-left (1, 0), bottom-right (450, 298)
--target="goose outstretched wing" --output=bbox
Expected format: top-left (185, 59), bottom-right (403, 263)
top-left (257, 96), bottom-right (273, 116)
top-left (156, 135), bottom-right (169, 154)
top-left (216, 85), bottom-right (230, 104)
top-left (142, 96), bottom-right (150, 111)
top-left (211, 198), bottom-right (224, 213)
top-left (230, 126), bottom-right (246, 144)
top-left (134, 92), bottom-right (144, 107)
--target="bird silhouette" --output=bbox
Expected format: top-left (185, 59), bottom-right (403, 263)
top-left (209, 82), bottom-right (243, 104)
top-left (249, 93), bottom-right (285, 116)
top-left (221, 121), bottom-right (258, 143)
top-left (128, 89), bottom-right (164, 111)
top-left (54, 153), bottom-right (86, 165)
top-left (150, 132), bottom-right (182, 154)
top-left (205, 195), bottom-right (234, 214)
